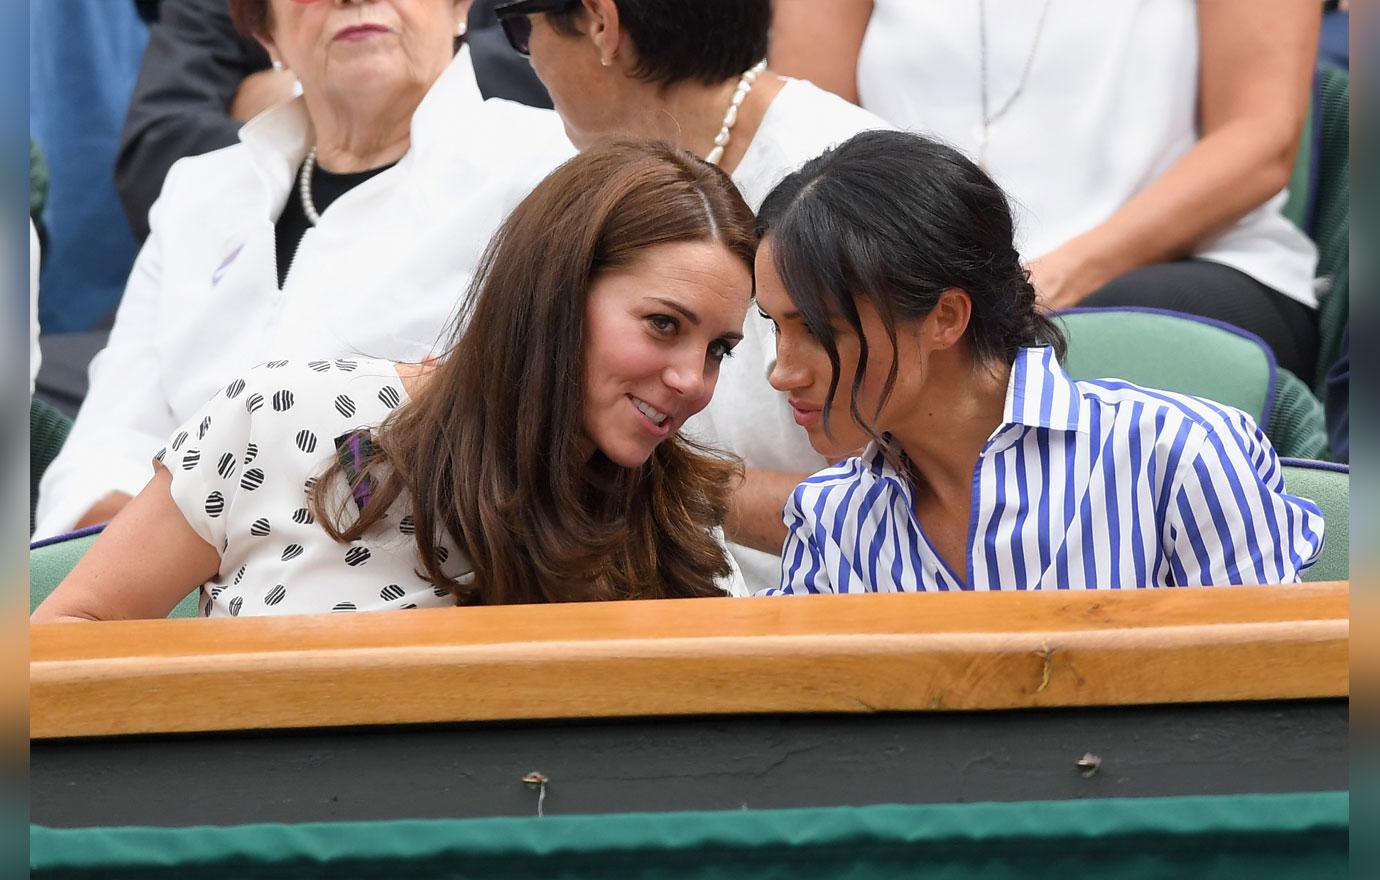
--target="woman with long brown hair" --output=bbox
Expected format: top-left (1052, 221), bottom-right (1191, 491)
top-left (34, 140), bottom-right (757, 621)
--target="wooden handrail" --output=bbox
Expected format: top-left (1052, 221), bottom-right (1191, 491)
top-left (30, 582), bottom-right (1349, 739)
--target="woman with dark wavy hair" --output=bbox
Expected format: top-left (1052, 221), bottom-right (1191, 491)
top-left (754, 131), bottom-right (1323, 594)
top-left (34, 140), bottom-right (756, 621)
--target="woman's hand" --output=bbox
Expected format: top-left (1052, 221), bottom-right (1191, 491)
top-left (1027, 237), bottom-right (1117, 311)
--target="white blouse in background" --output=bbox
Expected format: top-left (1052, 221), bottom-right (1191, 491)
top-left (856, 0), bottom-right (1317, 307)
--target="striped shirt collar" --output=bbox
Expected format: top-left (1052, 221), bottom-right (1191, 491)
top-left (865, 346), bottom-right (1085, 479)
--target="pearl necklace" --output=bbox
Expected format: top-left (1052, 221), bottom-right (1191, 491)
top-left (705, 59), bottom-right (767, 166)
top-left (298, 146), bottom-right (322, 226)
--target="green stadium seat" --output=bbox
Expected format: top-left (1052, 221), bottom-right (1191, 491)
top-left (30, 398), bottom-right (72, 535)
top-left (1056, 308), bottom-right (1325, 459)
top-left (30, 529), bottom-right (200, 619)
top-left (1279, 459), bottom-right (1348, 583)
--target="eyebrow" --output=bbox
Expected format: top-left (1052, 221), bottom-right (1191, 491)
top-left (650, 297), bottom-right (701, 325)
top-left (759, 305), bottom-right (803, 321)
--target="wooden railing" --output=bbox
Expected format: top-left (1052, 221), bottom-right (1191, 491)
top-left (30, 582), bottom-right (1349, 739)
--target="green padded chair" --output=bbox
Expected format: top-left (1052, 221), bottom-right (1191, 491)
top-left (1281, 64), bottom-right (1349, 397)
top-left (1056, 308), bottom-right (1326, 459)
top-left (1280, 459), bottom-right (1349, 583)
top-left (30, 398), bottom-right (72, 535)
top-left (30, 531), bottom-right (200, 618)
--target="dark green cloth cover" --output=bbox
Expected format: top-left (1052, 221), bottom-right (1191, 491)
top-left (31, 399), bottom-right (73, 535)
top-left (1311, 64), bottom-right (1348, 396)
top-left (1270, 370), bottom-right (1329, 460)
top-left (1283, 463), bottom-right (1349, 582)
top-left (31, 791), bottom-right (1347, 879)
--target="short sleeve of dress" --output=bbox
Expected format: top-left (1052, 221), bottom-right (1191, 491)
top-left (158, 373), bottom-right (259, 553)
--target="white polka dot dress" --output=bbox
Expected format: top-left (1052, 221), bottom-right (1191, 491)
top-left (159, 358), bottom-right (469, 617)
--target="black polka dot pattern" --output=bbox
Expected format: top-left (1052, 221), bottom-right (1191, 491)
top-left (205, 491), bottom-right (225, 517)
top-left (308, 360), bottom-right (331, 373)
top-left (244, 442), bottom-right (259, 464)
top-left (332, 602), bottom-right (357, 612)
top-left (401, 603), bottom-right (418, 610)
top-left (378, 386), bottom-right (402, 409)
top-left (171, 431), bottom-right (189, 451)
top-left (225, 378), bottom-right (246, 399)
top-left (241, 468), bottom-right (265, 491)
top-left (282, 544), bottom-right (304, 562)
top-left (295, 430), bottom-right (318, 453)
top-left (266, 359), bottom-right (288, 369)
top-left (264, 585), bottom-right (287, 606)
top-left (335, 359), bottom-right (357, 372)
top-left (229, 596), bottom-right (244, 616)
top-left (432, 585), bottom-right (451, 598)
top-left (198, 416), bottom-right (213, 439)
top-left (334, 395), bottom-right (356, 418)
top-left (154, 447), bottom-right (167, 463)
top-left (234, 564), bottom-right (247, 585)
top-left (435, 546), bottom-right (450, 564)
top-left (292, 507), bottom-right (315, 525)
top-left (182, 449), bottom-right (201, 470)
top-left (216, 453), bottom-right (237, 479)
top-left (398, 515), bottom-right (416, 535)
top-left (344, 546), bottom-right (371, 567)
top-left (272, 390), bottom-right (295, 412)
top-left (245, 393), bottom-right (264, 413)
top-left (250, 518), bottom-right (271, 537)
top-left (380, 584), bottom-right (405, 602)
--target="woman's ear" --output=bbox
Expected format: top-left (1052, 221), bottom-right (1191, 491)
top-left (923, 289), bottom-right (972, 352)
top-left (581, 0), bottom-right (623, 66)
top-left (453, 0), bottom-right (473, 36)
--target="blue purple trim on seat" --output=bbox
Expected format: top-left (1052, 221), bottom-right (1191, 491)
top-left (1278, 457), bottom-right (1349, 475)
top-left (1056, 305), bottom-right (1279, 432)
top-left (30, 524), bottom-right (106, 551)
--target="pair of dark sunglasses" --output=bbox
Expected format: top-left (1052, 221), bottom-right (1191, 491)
top-left (494, 0), bottom-right (581, 56)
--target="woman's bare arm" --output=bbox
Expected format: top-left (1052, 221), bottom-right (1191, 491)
top-left (1030, 0), bottom-right (1320, 308)
top-left (32, 465), bottom-right (221, 623)
top-left (769, 0), bottom-right (874, 103)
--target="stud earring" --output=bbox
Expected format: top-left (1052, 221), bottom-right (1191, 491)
top-left (272, 60), bottom-right (284, 72)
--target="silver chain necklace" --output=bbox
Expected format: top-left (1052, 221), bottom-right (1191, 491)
top-left (977, 0), bottom-right (1053, 172)
top-left (298, 145), bottom-right (322, 226)
top-left (706, 59), bottom-right (767, 166)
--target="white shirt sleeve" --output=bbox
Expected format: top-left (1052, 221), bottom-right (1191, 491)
top-left (162, 374), bottom-right (259, 553)
top-left (29, 219), bottom-right (40, 397)
top-left (33, 208), bottom-right (172, 537)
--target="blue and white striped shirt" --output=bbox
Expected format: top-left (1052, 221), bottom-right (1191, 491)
top-left (768, 347), bottom-right (1324, 594)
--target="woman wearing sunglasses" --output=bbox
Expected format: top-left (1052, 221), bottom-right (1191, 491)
top-left (494, 0), bottom-right (891, 593)
top-left (36, 0), bottom-right (573, 539)
top-left (34, 140), bottom-right (756, 622)
top-left (754, 131), bottom-right (1324, 594)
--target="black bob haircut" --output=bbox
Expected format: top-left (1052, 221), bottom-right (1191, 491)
top-left (551, 0), bottom-right (770, 88)
top-left (756, 129), bottom-right (1067, 441)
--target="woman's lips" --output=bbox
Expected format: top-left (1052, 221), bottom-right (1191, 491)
top-left (789, 400), bottom-right (823, 428)
top-left (335, 24), bottom-right (390, 42)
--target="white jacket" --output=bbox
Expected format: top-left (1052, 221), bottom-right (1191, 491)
top-left (35, 48), bottom-right (575, 537)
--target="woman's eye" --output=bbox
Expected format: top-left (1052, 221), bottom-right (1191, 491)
top-left (708, 340), bottom-right (736, 362)
top-left (647, 314), bottom-right (677, 334)
top-left (757, 309), bottom-right (779, 334)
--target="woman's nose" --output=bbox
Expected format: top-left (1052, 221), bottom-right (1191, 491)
top-left (664, 357), bottom-right (707, 400)
top-left (768, 347), bottom-right (806, 392)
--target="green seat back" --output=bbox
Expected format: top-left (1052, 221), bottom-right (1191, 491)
top-left (30, 532), bottom-right (200, 618)
top-left (30, 398), bottom-right (73, 535)
top-left (1057, 309), bottom-right (1273, 425)
top-left (1311, 64), bottom-right (1348, 395)
top-left (1280, 461), bottom-right (1348, 583)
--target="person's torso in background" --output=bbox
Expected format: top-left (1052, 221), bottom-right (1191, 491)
top-left (858, 0), bottom-right (1316, 306)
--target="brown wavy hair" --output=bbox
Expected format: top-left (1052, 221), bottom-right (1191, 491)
top-left (309, 139), bottom-right (757, 604)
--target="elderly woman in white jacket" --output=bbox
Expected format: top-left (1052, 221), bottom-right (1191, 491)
top-left (35, 0), bottom-right (573, 537)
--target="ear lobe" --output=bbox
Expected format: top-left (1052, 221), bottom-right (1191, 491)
top-left (928, 289), bottom-right (972, 350)
top-left (584, 0), bottom-right (621, 63)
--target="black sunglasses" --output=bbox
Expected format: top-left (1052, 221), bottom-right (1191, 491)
top-left (494, 0), bottom-right (581, 56)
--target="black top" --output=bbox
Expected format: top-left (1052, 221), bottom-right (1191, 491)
top-left (274, 160), bottom-right (396, 288)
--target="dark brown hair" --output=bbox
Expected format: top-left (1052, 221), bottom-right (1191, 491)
top-left (227, 0), bottom-right (268, 38)
top-left (758, 130), bottom-right (1066, 444)
top-left (550, 0), bottom-right (770, 88)
top-left (310, 139), bottom-right (757, 604)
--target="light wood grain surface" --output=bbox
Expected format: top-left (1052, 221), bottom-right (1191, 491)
top-left (30, 583), bottom-right (1349, 739)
